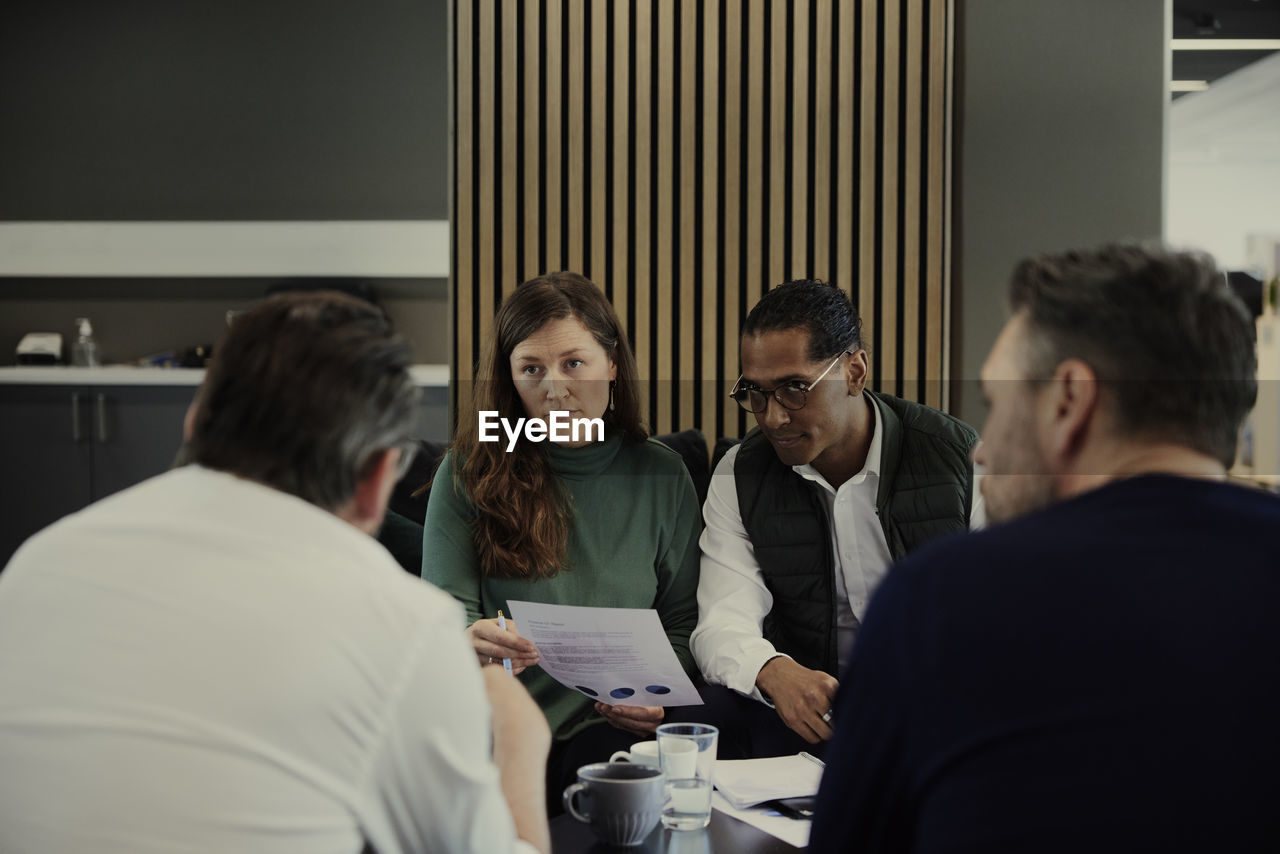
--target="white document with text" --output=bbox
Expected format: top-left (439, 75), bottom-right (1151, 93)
top-left (505, 600), bottom-right (703, 707)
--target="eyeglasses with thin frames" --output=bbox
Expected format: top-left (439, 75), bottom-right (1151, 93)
top-left (729, 351), bottom-right (851, 414)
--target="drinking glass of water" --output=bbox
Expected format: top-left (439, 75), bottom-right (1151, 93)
top-left (656, 723), bottom-right (718, 830)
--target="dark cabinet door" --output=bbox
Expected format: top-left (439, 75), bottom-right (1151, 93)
top-left (0, 386), bottom-right (95, 566)
top-left (90, 386), bottom-right (194, 501)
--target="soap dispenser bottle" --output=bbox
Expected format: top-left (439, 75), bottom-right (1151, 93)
top-left (72, 317), bottom-right (99, 367)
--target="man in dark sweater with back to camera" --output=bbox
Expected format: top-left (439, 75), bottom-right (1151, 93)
top-left (693, 279), bottom-right (982, 758)
top-left (810, 243), bottom-right (1280, 853)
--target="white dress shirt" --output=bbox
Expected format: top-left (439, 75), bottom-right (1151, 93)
top-left (0, 466), bottom-right (535, 854)
top-left (692, 403), bottom-right (891, 701)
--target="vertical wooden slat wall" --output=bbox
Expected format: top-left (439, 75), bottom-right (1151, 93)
top-left (452, 0), bottom-right (955, 439)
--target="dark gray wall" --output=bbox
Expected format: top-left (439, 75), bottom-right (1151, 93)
top-left (0, 0), bottom-right (449, 365)
top-left (0, 0), bottom-right (448, 220)
top-left (952, 0), bottom-right (1167, 427)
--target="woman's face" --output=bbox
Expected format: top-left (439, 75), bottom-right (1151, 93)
top-left (510, 315), bottom-right (618, 446)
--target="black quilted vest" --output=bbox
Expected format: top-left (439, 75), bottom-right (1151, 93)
top-left (734, 391), bottom-right (977, 676)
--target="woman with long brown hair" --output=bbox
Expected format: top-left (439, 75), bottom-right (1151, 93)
top-left (421, 271), bottom-right (701, 801)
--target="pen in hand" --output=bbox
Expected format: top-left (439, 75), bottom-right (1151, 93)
top-left (497, 610), bottom-right (514, 676)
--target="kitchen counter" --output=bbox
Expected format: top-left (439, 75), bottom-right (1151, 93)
top-left (0, 363), bottom-right (452, 566)
top-left (0, 364), bottom-right (450, 387)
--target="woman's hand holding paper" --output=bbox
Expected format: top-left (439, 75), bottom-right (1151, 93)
top-left (595, 702), bottom-right (664, 736)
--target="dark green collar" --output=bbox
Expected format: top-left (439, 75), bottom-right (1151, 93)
top-left (546, 434), bottom-right (625, 479)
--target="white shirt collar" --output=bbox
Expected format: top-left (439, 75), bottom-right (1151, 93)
top-left (793, 393), bottom-right (882, 490)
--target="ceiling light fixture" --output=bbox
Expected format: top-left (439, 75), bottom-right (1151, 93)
top-left (1170, 80), bottom-right (1210, 91)
top-left (1171, 39), bottom-right (1280, 50)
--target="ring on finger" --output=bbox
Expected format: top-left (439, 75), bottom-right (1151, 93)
top-left (821, 710), bottom-right (833, 724)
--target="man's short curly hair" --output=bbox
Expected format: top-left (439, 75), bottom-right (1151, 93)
top-left (742, 279), bottom-right (863, 361)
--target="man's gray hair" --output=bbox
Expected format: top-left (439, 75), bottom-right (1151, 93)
top-left (1009, 242), bottom-right (1257, 468)
top-left (178, 291), bottom-right (420, 511)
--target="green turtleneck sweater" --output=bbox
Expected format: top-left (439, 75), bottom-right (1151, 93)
top-left (421, 435), bottom-right (702, 743)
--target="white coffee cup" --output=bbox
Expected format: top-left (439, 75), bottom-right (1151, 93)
top-left (610, 740), bottom-right (661, 769)
top-left (654, 734), bottom-right (697, 779)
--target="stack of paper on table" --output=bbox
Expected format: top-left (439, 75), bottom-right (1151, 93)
top-left (711, 754), bottom-right (824, 809)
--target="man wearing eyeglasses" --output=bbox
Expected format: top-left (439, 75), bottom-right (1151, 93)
top-left (691, 279), bottom-right (981, 757)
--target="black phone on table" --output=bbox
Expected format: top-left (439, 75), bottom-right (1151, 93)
top-left (765, 795), bottom-right (815, 820)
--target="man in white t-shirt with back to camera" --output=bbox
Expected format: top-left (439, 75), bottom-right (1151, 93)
top-left (0, 292), bottom-right (550, 854)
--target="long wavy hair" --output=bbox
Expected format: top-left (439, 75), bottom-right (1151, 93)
top-left (452, 272), bottom-right (646, 579)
